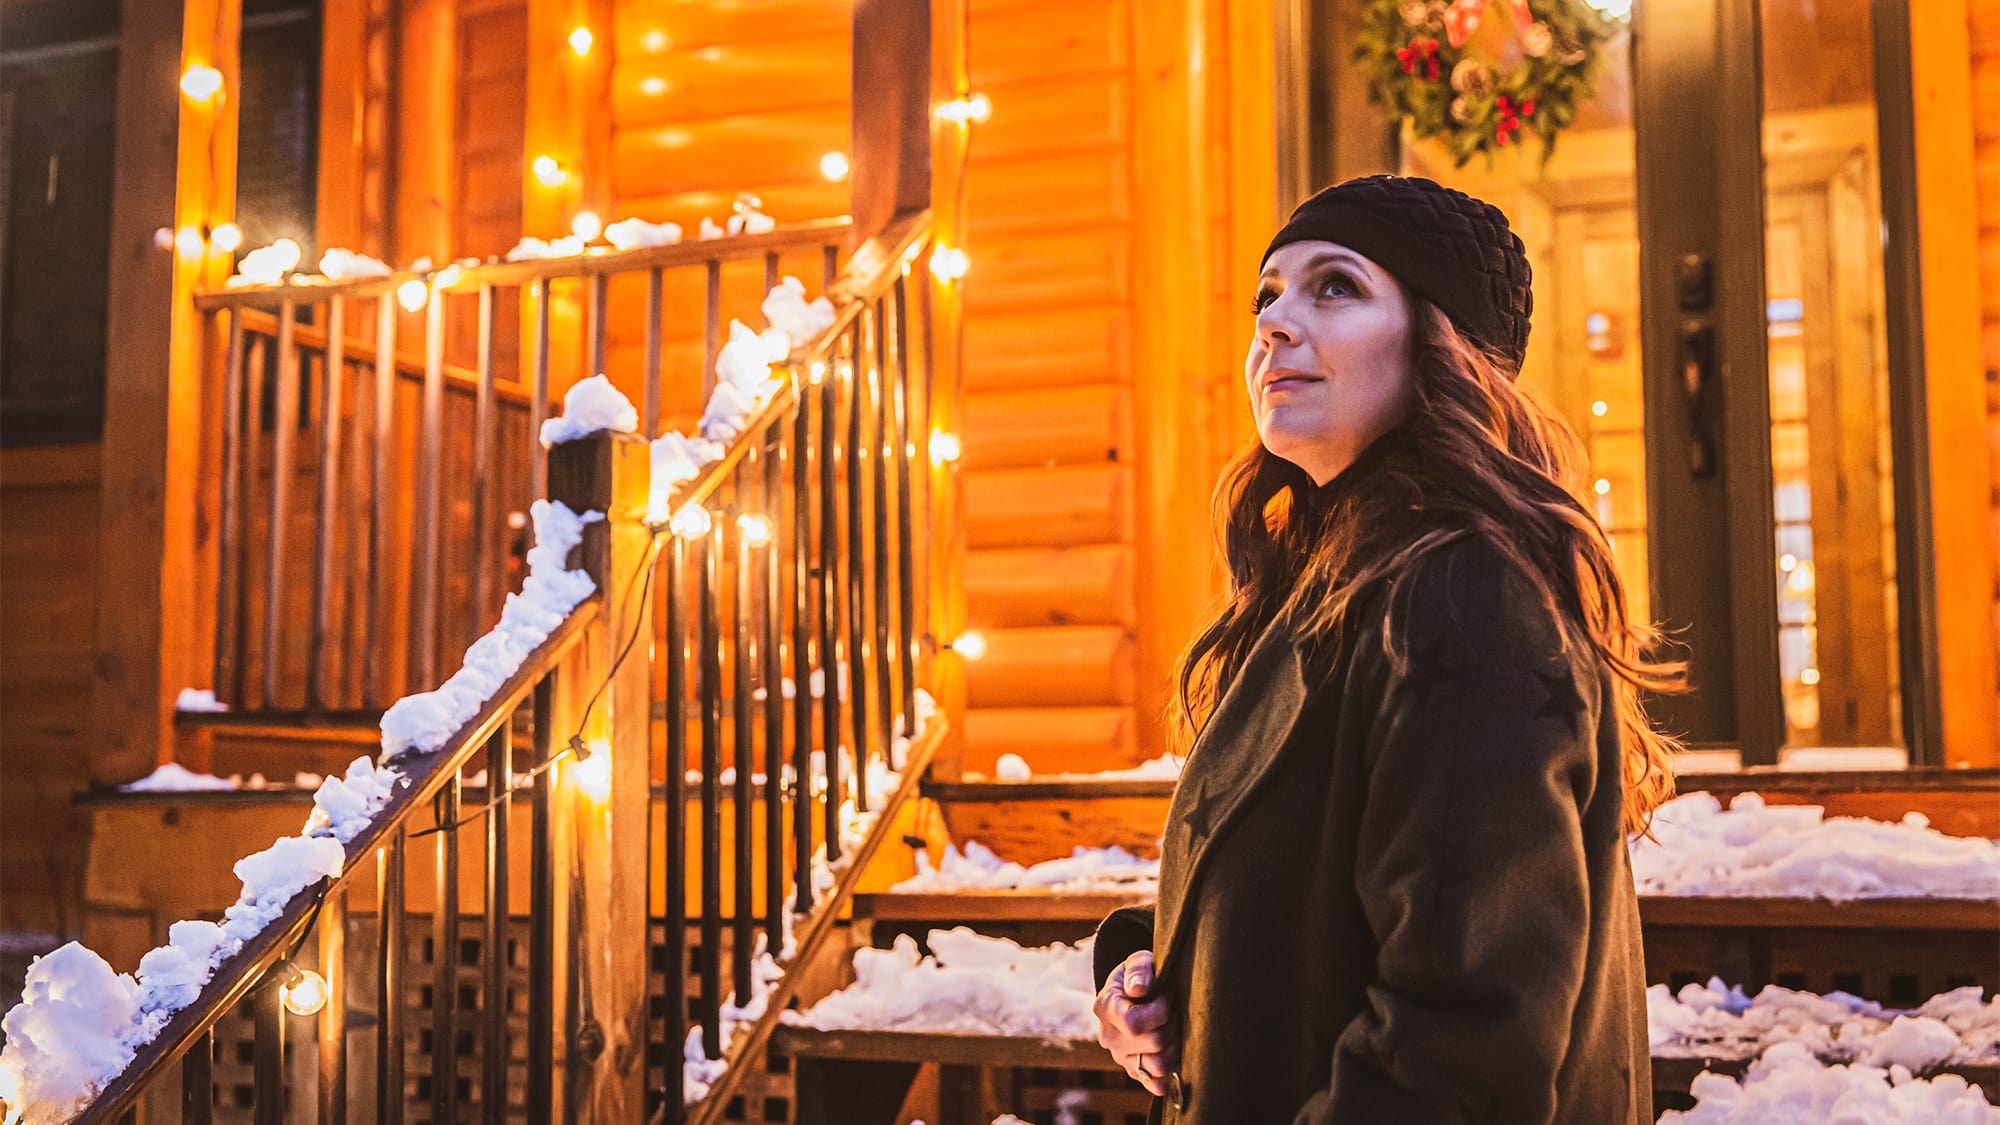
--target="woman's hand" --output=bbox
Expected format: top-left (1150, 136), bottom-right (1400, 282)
top-left (1094, 949), bottom-right (1177, 1096)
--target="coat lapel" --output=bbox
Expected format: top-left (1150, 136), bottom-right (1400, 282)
top-left (1152, 620), bottom-right (1314, 976)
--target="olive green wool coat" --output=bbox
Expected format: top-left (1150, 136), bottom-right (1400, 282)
top-left (1094, 522), bottom-right (1652, 1123)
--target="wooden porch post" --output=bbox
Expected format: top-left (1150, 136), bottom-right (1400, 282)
top-left (546, 431), bottom-right (653, 1120)
top-left (90, 0), bottom-right (242, 784)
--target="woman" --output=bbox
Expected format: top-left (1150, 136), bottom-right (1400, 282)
top-left (1091, 175), bottom-right (1682, 1123)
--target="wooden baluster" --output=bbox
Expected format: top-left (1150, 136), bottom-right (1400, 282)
top-left (237, 333), bottom-right (267, 705)
top-left (470, 285), bottom-right (497, 650)
top-left (377, 830), bottom-right (407, 1125)
top-left (762, 420), bottom-right (785, 958)
top-left (264, 299), bottom-right (301, 708)
top-left (411, 288), bottom-right (447, 691)
top-left (213, 312), bottom-right (247, 699)
top-left (182, 1028), bottom-right (213, 1124)
top-left (308, 296), bottom-right (346, 715)
top-left (892, 277), bottom-right (919, 740)
top-left (364, 297), bottom-right (396, 708)
top-left (698, 524), bottom-right (724, 1057)
top-left (342, 328), bottom-right (373, 708)
top-left (253, 972), bottom-right (284, 1125)
top-left (432, 774), bottom-right (462, 1125)
top-left (845, 321), bottom-right (870, 813)
top-left (317, 886), bottom-right (347, 1124)
top-left (645, 268), bottom-right (664, 438)
top-left (482, 722), bottom-right (512, 1121)
top-left (661, 537), bottom-right (688, 1124)
top-left (703, 260), bottom-right (722, 399)
top-left (589, 273), bottom-right (609, 378)
top-left (526, 675), bottom-right (556, 1118)
top-left (529, 280), bottom-right (552, 503)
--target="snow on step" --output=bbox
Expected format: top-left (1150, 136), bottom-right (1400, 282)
top-left (785, 928), bottom-right (1097, 1040)
top-left (1650, 978), bottom-right (2000, 1068)
top-left (1661, 1042), bottom-right (2000, 1123)
top-left (892, 841), bottom-right (1158, 894)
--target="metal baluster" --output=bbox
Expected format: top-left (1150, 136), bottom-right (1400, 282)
top-left (870, 298), bottom-right (894, 766)
top-left (308, 297), bottom-right (346, 714)
top-left (470, 285), bottom-right (497, 650)
top-left (317, 887), bottom-right (348, 1124)
top-left (482, 722), bottom-right (511, 1122)
top-left (845, 322), bottom-right (870, 813)
top-left (364, 298), bottom-right (396, 707)
top-left (214, 312), bottom-right (246, 699)
top-left (698, 524), bottom-right (724, 1057)
top-left (264, 299), bottom-right (301, 708)
top-left (791, 385), bottom-right (816, 913)
top-left (892, 277), bottom-right (918, 740)
top-left (731, 461), bottom-right (755, 1004)
top-left (433, 773), bottom-right (463, 1125)
top-left (529, 281), bottom-right (552, 503)
top-left (253, 972), bottom-right (284, 1125)
top-left (762, 421), bottom-right (785, 957)
top-left (645, 267), bottom-right (664, 437)
top-left (412, 289), bottom-right (447, 691)
top-left (818, 354), bottom-right (843, 863)
top-left (661, 538), bottom-right (688, 1124)
top-left (527, 676), bottom-right (556, 1118)
top-left (182, 1028), bottom-right (213, 1124)
top-left (377, 830), bottom-right (407, 1125)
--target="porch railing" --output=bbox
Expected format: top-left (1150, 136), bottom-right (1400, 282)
top-left (70, 212), bottom-right (951, 1123)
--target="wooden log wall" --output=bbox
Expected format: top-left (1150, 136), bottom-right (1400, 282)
top-left (1976, 1), bottom-right (2000, 755)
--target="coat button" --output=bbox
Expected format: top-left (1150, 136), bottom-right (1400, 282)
top-left (1168, 1071), bottom-right (1187, 1110)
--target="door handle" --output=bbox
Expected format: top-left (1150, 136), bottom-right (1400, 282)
top-left (1679, 318), bottom-right (1716, 479)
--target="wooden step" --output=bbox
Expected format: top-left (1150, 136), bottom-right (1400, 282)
top-left (961, 705), bottom-right (1138, 774)
top-left (965, 626), bottom-right (1134, 708)
top-left (965, 544), bottom-right (1134, 627)
top-left (960, 385), bottom-right (1129, 470)
top-left (964, 464), bottom-right (1130, 548)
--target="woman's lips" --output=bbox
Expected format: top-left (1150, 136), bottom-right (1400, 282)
top-left (1265, 375), bottom-right (1320, 392)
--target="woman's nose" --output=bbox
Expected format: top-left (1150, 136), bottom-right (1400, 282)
top-left (1258, 307), bottom-right (1298, 347)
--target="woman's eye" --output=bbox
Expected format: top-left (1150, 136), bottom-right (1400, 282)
top-left (1251, 289), bottom-right (1277, 315)
top-left (1321, 272), bottom-right (1358, 298)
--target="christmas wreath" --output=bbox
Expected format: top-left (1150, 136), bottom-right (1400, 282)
top-left (1357, 0), bottom-right (1615, 165)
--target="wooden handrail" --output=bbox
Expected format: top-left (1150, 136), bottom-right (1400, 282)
top-left (191, 218), bottom-right (856, 310)
top-left (77, 598), bottom-right (600, 1123)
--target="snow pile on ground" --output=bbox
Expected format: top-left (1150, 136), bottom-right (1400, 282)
top-left (379, 499), bottom-right (600, 757)
top-left (1660, 1042), bottom-right (2000, 1123)
top-left (316, 248), bottom-right (391, 280)
top-left (539, 375), bottom-right (640, 446)
top-left (1650, 979), bottom-right (2000, 1068)
top-left (604, 217), bottom-right (682, 251)
top-left (893, 842), bottom-right (1158, 894)
top-left (119, 763), bottom-right (239, 793)
top-left (1630, 792), bottom-right (2000, 900)
top-left (784, 928), bottom-right (1097, 1040)
top-left (173, 689), bottom-right (228, 713)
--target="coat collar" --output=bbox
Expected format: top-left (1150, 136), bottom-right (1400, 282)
top-left (1152, 620), bottom-right (1314, 976)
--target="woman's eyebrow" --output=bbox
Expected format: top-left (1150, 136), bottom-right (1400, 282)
top-left (1260, 251), bottom-right (1370, 281)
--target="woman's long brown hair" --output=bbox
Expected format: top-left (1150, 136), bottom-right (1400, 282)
top-left (1173, 303), bottom-right (1683, 834)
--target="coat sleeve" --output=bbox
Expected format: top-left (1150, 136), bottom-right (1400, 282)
top-left (1092, 905), bottom-right (1157, 992)
top-left (1294, 540), bottom-right (1599, 1125)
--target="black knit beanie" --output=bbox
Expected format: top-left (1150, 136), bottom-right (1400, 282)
top-left (1262, 175), bottom-right (1533, 373)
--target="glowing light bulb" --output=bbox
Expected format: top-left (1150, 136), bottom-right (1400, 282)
top-left (930, 432), bottom-right (961, 466)
top-left (1593, 478), bottom-right (1611, 496)
top-left (574, 740), bottom-right (612, 801)
top-left (1779, 553), bottom-right (1798, 573)
top-left (737, 513), bottom-right (774, 547)
top-left (572, 210), bottom-right (602, 242)
top-left (820, 151), bottom-right (850, 182)
top-left (568, 27), bottom-right (594, 56)
top-left (642, 29), bottom-right (668, 51)
top-left (934, 93), bottom-right (992, 124)
top-left (950, 631), bottom-right (987, 661)
top-left (209, 223), bottom-right (244, 253)
top-left (639, 76), bottom-right (667, 96)
top-left (1591, 400), bottom-right (1608, 417)
top-left (931, 246), bottom-right (969, 284)
top-left (1800, 667), bottom-right (1821, 686)
top-left (532, 155), bottom-right (568, 188)
top-left (174, 225), bottom-right (207, 258)
top-left (180, 64), bottom-right (224, 102)
top-left (671, 504), bottom-right (713, 539)
top-left (396, 279), bottom-right (430, 312)
top-left (281, 969), bottom-right (328, 1016)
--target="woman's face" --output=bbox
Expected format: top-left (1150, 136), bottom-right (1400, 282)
top-left (1245, 241), bottom-right (1419, 485)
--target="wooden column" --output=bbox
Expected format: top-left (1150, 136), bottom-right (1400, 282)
top-left (394, 0), bottom-right (459, 267)
top-left (1905, 0), bottom-right (1997, 766)
top-left (918, 0), bottom-right (964, 777)
top-left (316, 0), bottom-right (374, 257)
top-left (546, 431), bottom-right (653, 1120)
top-left (851, 0), bottom-right (934, 244)
top-left (90, 0), bottom-right (241, 783)
top-left (1127, 0), bottom-right (1222, 761)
